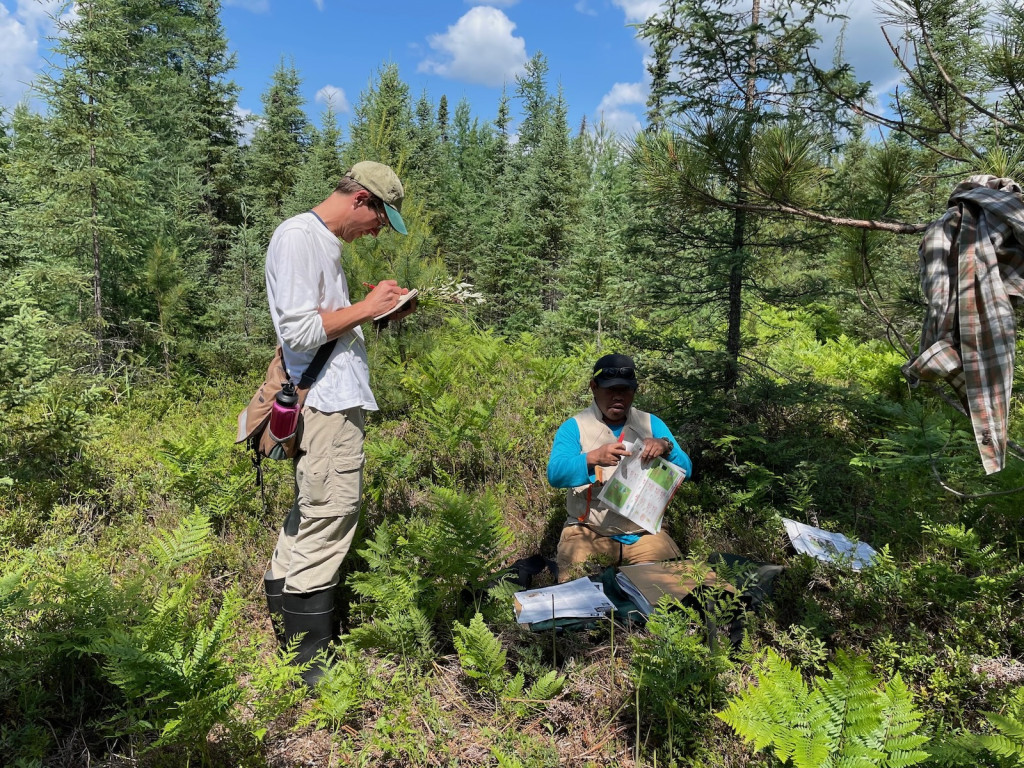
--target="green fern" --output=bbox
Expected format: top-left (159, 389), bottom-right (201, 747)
top-left (491, 747), bottom-right (526, 768)
top-left (452, 612), bottom-right (507, 694)
top-left (348, 521), bottom-right (437, 657)
top-left (412, 486), bottom-right (514, 610)
top-left (296, 644), bottom-right (406, 732)
top-left (504, 671), bottom-right (526, 700)
top-left (144, 510), bottom-right (213, 572)
top-left (90, 588), bottom-right (245, 757)
top-left (451, 612), bottom-right (565, 719)
top-left (0, 560), bottom-right (30, 616)
top-left (348, 486), bottom-right (515, 658)
top-left (158, 436), bottom-right (222, 504)
top-left (718, 649), bottom-right (930, 768)
top-left (930, 688), bottom-right (1024, 766)
top-left (630, 598), bottom-right (733, 751)
top-left (526, 669), bottom-right (566, 701)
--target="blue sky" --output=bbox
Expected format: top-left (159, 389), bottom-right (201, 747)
top-left (218, 0), bottom-right (659, 136)
top-left (1, 0), bottom-right (907, 139)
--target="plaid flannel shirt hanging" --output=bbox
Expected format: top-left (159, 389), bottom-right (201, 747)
top-left (903, 175), bottom-right (1024, 474)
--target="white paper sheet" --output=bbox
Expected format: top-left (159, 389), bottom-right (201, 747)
top-left (514, 577), bottom-right (615, 625)
top-left (782, 517), bottom-right (878, 571)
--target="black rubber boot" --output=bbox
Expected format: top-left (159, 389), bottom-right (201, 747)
top-left (263, 570), bottom-right (286, 647)
top-left (282, 587), bottom-right (335, 688)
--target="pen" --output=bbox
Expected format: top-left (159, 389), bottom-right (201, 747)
top-left (362, 282), bottom-right (376, 290)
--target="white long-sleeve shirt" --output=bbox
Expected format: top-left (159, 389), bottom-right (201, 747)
top-left (265, 211), bottom-right (378, 413)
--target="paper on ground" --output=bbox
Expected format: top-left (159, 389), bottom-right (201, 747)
top-left (514, 577), bottom-right (615, 625)
top-left (782, 517), bottom-right (877, 570)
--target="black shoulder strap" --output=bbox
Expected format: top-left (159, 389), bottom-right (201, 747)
top-left (294, 338), bottom-right (339, 391)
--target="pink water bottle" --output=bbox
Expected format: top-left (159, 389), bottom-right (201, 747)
top-left (268, 381), bottom-right (300, 441)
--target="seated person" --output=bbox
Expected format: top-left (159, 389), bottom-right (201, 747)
top-left (547, 354), bottom-right (693, 580)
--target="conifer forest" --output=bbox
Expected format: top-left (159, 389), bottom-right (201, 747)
top-left (4, 0), bottom-right (1024, 766)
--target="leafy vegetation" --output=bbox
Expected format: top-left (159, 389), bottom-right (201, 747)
top-left (2, 0), bottom-right (1024, 765)
top-left (719, 649), bottom-right (930, 768)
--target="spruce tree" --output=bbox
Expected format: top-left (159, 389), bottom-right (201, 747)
top-left (524, 89), bottom-right (582, 314)
top-left (548, 122), bottom-right (633, 348)
top-left (342, 64), bottom-right (445, 307)
top-left (435, 98), bottom-right (493, 277)
top-left (178, 0), bottom-right (244, 271)
top-left (475, 57), bottom-right (582, 332)
top-left (245, 59), bottom-right (310, 237)
top-left (0, 112), bottom-right (12, 268)
top-left (281, 104), bottom-right (344, 218)
top-left (345, 62), bottom-right (414, 171)
top-left (437, 94), bottom-right (450, 144)
top-left (23, 0), bottom-right (154, 360)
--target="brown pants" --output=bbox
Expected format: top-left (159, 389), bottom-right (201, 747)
top-left (555, 525), bottom-right (683, 582)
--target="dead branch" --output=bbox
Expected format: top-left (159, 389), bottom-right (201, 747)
top-left (713, 193), bottom-right (928, 233)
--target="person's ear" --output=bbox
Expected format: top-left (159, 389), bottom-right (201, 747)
top-left (589, 379), bottom-right (598, 395)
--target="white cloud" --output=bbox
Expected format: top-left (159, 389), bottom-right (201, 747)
top-left (222, 0), bottom-right (270, 12)
top-left (14, 0), bottom-right (60, 28)
top-left (315, 84), bottom-right (349, 112)
top-left (611, 0), bottom-right (661, 23)
top-left (596, 81), bottom-right (647, 136)
top-left (0, 7), bottom-right (37, 109)
top-left (312, 0), bottom-right (324, 9)
top-left (419, 7), bottom-right (527, 87)
top-left (235, 105), bottom-right (257, 145)
top-left (815, 3), bottom-right (900, 98)
top-left (574, 0), bottom-right (597, 16)
top-left (599, 81), bottom-right (646, 111)
top-left (597, 108), bottom-right (642, 136)
top-left (0, 1), bottom-right (65, 110)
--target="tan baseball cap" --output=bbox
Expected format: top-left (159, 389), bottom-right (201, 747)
top-left (345, 161), bottom-right (407, 235)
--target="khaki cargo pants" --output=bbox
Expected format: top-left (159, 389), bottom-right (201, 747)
top-left (555, 524), bottom-right (682, 582)
top-left (271, 407), bottom-right (365, 594)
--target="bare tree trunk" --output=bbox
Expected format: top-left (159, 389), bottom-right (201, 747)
top-left (89, 60), bottom-right (104, 369)
top-left (724, 0), bottom-right (759, 391)
top-left (725, 214), bottom-right (745, 390)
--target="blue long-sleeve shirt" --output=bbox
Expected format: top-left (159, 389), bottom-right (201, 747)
top-left (546, 414), bottom-right (693, 489)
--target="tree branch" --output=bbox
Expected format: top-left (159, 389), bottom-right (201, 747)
top-left (929, 455), bottom-right (1024, 499)
top-left (917, 19), bottom-right (1024, 134)
top-left (803, 52), bottom-right (971, 163)
top-left (881, 28), bottom-right (984, 162)
top-left (713, 193), bottom-right (928, 233)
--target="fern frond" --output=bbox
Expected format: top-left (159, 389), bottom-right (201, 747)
top-left (720, 649), bottom-right (929, 768)
top-left (491, 747), bottom-right (525, 768)
top-left (926, 735), bottom-right (983, 766)
top-left (975, 732), bottom-right (1024, 759)
top-left (144, 510), bottom-right (213, 571)
top-left (718, 649), bottom-right (812, 760)
top-left (984, 712), bottom-right (1024, 744)
top-left (527, 669), bottom-right (566, 701)
top-left (503, 671), bottom-right (525, 700)
top-left (452, 613), bottom-right (507, 694)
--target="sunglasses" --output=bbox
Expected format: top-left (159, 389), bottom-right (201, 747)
top-left (369, 199), bottom-right (389, 229)
top-left (596, 366), bottom-right (635, 378)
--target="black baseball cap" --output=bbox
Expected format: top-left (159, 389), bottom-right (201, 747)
top-left (592, 353), bottom-right (638, 389)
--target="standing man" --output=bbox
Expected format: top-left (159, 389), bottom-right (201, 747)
top-left (547, 354), bottom-right (693, 581)
top-left (262, 162), bottom-right (415, 686)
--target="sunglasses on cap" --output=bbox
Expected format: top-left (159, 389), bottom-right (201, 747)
top-left (596, 366), bottom-right (635, 378)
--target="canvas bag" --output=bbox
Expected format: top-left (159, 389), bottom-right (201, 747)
top-left (235, 341), bottom-right (337, 460)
